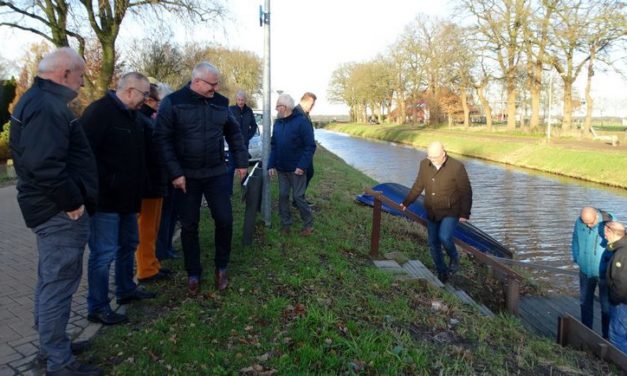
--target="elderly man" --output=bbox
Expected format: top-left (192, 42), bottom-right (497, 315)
top-left (400, 141), bottom-right (472, 283)
top-left (268, 94), bottom-right (317, 236)
top-left (10, 47), bottom-right (102, 375)
top-left (81, 72), bottom-right (156, 326)
top-left (156, 62), bottom-right (248, 294)
top-left (572, 206), bottom-right (614, 338)
top-left (229, 90), bottom-right (258, 149)
top-left (605, 221), bottom-right (627, 353)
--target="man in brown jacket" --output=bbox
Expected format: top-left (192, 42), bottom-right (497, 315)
top-left (400, 141), bottom-right (472, 283)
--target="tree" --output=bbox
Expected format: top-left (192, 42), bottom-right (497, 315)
top-left (0, 1), bottom-right (227, 95)
top-left (328, 62), bottom-right (359, 122)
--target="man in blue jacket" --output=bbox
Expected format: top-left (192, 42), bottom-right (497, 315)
top-left (572, 206), bottom-right (614, 338)
top-left (155, 62), bottom-right (248, 294)
top-left (268, 94), bottom-right (316, 236)
top-left (10, 47), bottom-right (102, 376)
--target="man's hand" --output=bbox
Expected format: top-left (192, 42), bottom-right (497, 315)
top-left (173, 176), bottom-right (186, 193)
top-left (294, 168), bottom-right (305, 176)
top-left (66, 205), bottom-right (85, 220)
top-left (268, 168), bottom-right (277, 178)
top-left (399, 203), bottom-right (407, 212)
top-left (459, 217), bottom-right (469, 223)
top-left (236, 168), bottom-right (247, 180)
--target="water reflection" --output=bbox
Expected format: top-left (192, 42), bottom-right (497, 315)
top-left (316, 129), bottom-right (627, 293)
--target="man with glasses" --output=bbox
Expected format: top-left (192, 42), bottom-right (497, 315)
top-left (400, 141), bottom-right (472, 283)
top-left (155, 62), bottom-right (248, 295)
top-left (571, 206), bottom-right (615, 338)
top-left (81, 72), bottom-right (156, 325)
top-left (604, 221), bottom-right (627, 353)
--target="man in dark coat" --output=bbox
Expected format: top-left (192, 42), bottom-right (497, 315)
top-left (155, 62), bottom-right (248, 294)
top-left (81, 72), bottom-right (156, 326)
top-left (605, 221), bottom-right (627, 353)
top-left (229, 90), bottom-right (258, 149)
top-left (268, 94), bottom-right (316, 236)
top-left (293, 92), bottom-right (317, 205)
top-left (9, 47), bottom-right (102, 375)
top-left (401, 141), bottom-right (472, 283)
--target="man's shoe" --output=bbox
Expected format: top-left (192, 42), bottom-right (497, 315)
top-left (449, 256), bottom-right (460, 274)
top-left (36, 341), bottom-right (93, 369)
top-left (46, 360), bottom-right (102, 376)
top-left (188, 276), bottom-right (200, 296)
top-left (291, 200), bottom-right (298, 208)
top-left (137, 271), bottom-right (171, 283)
top-left (437, 272), bottom-right (449, 284)
top-left (87, 310), bottom-right (128, 325)
top-left (116, 288), bottom-right (157, 305)
top-left (215, 269), bottom-right (229, 291)
top-left (300, 227), bottom-right (314, 236)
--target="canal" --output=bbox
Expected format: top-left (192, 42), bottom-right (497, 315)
top-left (315, 129), bottom-right (627, 294)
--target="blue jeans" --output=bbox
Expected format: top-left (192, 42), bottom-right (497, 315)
top-left (156, 185), bottom-right (179, 261)
top-left (579, 272), bottom-right (610, 332)
top-left (610, 304), bottom-right (627, 354)
top-left (426, 217), bottom-right (459, 274)
top-left (87, 212), bottom-right (139, 313)
top-left (178, 174), bottom-right (233, 277)
top-left (32, 212), bottom-right (89, 372)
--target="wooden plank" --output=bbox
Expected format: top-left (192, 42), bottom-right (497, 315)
top-left (519, 297), bottom-right (560, 338)
top-left (558, 314), bottom-right (627, 372)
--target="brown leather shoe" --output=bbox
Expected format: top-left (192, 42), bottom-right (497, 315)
top-left (300, 227), bottom-right (314, 236)
top-left (215, 269), bottom-right (229, 291)
top-left (188, 276), bottom-right (200, 296)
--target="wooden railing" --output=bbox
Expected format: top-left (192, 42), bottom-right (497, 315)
top-left (365, 187), bottom-right (524, 314)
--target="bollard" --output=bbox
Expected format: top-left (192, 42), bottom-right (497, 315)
top-left (242, 163), bottom-right (262, 245)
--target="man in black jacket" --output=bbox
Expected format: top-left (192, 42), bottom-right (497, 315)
top-left (293, 92), bottom-right (317, 206)
top-left (81, 72), bottom-right (156, 326)
top-left (229, 90), bottom-right (258, 149)
top-left (606, 221), bottom-right (627, 353)
top-left (155, 62), bottom-right (248, 295)
top-left (400, 141), bottom-right (472, 283)
top-left (10, 47), bottom-right (102, 376)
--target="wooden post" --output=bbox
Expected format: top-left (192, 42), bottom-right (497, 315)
top-left (370, 193), bottom-right (382, 258)
top-left (557, 315), bottom-right (570, 345)
top-left (505, 278), bottom-right (520, 315)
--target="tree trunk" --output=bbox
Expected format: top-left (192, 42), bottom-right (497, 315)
top-left (460, 89), bottom-right (470, 128)
top-left (506, 78), bottom-right (517, 130)
top-left (529, 64), bottom-right (542, 132)
top-left (562, 79), bottom-right (573, 130)
top-left (583, 44), bottom-right (596, 133)
top-left (97, 41), bottom-right (116, 95)
top-left (476, 83), bottom-right (493, 130)
top-left (447, 113), bottom-right (453, 128)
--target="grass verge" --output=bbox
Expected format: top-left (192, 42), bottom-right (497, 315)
top-left (325, 123), bottom-right (627, 189)
top-left (85, 147), bottom-right (617, 375)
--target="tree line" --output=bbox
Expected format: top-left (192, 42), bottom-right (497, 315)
top-left (328, 0), bottom-right (626, 132)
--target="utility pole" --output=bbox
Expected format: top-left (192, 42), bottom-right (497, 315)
top-left (260, 1), bottom-right (272, 226)
top-left (547, 74), bottom-right (553, 143)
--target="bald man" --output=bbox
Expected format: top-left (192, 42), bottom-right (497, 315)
top-left (605, 221), bottom-right (627, 353)
top-left (572, 206), bottom-right (615, 338)
top-left (400, 142), bottom-right (472, 283)
top-left (10, 47), bottom-right (102, 375)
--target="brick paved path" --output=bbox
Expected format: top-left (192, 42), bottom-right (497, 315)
top-left (0, 184), bottom-right (101, 375)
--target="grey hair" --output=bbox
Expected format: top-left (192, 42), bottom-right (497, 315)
top-left (235, 90), bottom-right (247, 99)
top-left (38, 47), bottom-right (84, 74)
top-left (277, 94), bottom-right (295, 110)
top-left (191, 62), bottom-right (220, 80)
top-left (117, 72), bottom-right (149, 91)
top-left (157, 82), bottom-right (173, 99)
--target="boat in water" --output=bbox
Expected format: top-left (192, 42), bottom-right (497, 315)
top-left (356, 183), bottom-right (513, 259)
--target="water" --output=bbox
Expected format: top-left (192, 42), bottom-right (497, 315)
top-left (315, 129), bottom-right (627, 293)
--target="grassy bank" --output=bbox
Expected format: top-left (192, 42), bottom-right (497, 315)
top-left (326, 123), bottom-right (627, 189)
top-left (85, 147), bottom-right (616, 375)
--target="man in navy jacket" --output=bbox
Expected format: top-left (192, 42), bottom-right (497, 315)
top-left (10, 47), bottom-right (102, 376)
top-left (268, 94), bottom-right (316, 236)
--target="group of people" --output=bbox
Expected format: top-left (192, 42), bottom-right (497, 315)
top-left (9, 46), bottom-right (318, 376)
top-left (572, 207), bottom-right (627, 353)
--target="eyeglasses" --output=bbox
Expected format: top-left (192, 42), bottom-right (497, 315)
top-left (197, 78), bottom-right (219, 88)
top-left (130, 87), bottom-right (150, 99)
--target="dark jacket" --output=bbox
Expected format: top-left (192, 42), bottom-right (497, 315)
top-left (402, 156), bottom-right (472, 221)
top-left (268, 110), bottom-right (316, 172)
top-left (9, 77), bottom-right (98, 228)
top-left (155, 85), bottom-right (248, 180)
top-left (572, 209), bottom-right (614, 278)
top-left (228, 104), bottom-right (258, 145)
top-left (607, 236), bottom-right (627, 305)
top-left (139, 104), bottom-right (167, 198)
top-left (81, 92), bottom-right (146, 213)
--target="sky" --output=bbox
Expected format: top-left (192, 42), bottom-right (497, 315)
top-left (0, 0), bottom-right (625, 116)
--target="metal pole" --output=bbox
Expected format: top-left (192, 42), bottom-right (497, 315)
top-left (261, 0), bottom-right (272, 226)
top-left (547, 75), bottom-right (553, 143)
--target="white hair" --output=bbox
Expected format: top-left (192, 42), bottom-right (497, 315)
top-left (191, 62), bottom-right (220, 80)
top-left (38, 47), bottom-right (84, 74)
top-left (157, 82), bottom-right (173, 99)
top-left (236, 90), bottom-right (247, 99)
top-left (117, 72), bottom-right (149, 91)
top-left (277, 94), bottom-right (295, 110)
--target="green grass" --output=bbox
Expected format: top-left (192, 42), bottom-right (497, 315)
top-left (85, 147), bottom-right (618, 375)
top-left (326, 123), bottom-right (627, 189)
